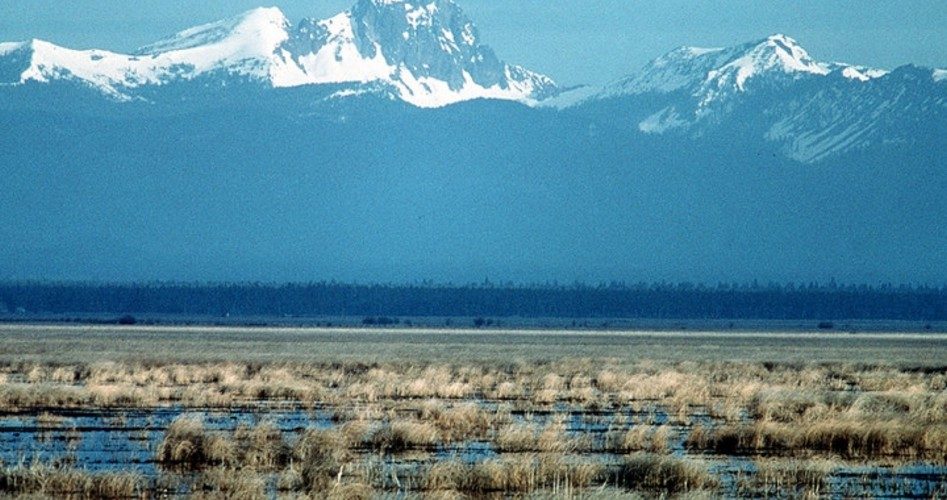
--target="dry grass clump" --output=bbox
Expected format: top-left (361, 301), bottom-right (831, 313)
top-left (420, 402), bottom-right (496, 441)
top-left (234, 421), bottom-right (290, 469)
top-left (291, 429), bottom-right (351, 492)
top-left (423, 454), bottom-right (603, 493)
top-left (748, 388), bottom-right (831, 423)
top-left (423, 460), bottom-right (469, 491)
top-left (158, 418), bottom-right (297, 471)
top-left (606, 425), bottom-right (672, 453)
top-left (487, 380), bottom-right (525, 400)
top-left (688, 418), bottom-right (947, 459)
top-left (612, 453), bottom-right (717, 493)
top-left (324, 482), bottom-right (375, 500)
top-left (87, 383), bottom-right (161, 407)
top-left (0, 384), bottom-right (87, 411)
top-left (494, 419), bottom-right (581, 453)
top-left (800, 420), bottom-right (947, 458)
top-left (194, 467), bottom-right (267, 499)
top-left (156, 416), bottom-right (238, 467)
top-left (366, 419), bottom-right (441, 452)
top-left (0, 463), bottom-right (142, 497)
top-left (741, 458), bottom-right (837, 497)
top-left (494, 423), bottom-right (537, 452)
top-left (399, 367), bottom-right (474, 399)
top-left (35, 411), bottom-right (63, 428)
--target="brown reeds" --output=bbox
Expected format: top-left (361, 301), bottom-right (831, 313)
top-left (0, 463), bottom-right (142, 497)
top-left (157, 416), bottom-right (243, 468)
top-left (2, 356), bottom-right (946, 497)
top-left (687, 418), bottom-right (947, 458)
top-left (742, 458), bottom-right (837, 497)
top-left (612, 453), bottom-right (717, 493)
top-left (423, 454), bottom-right (603, 493)
top-left (292, 429), bottom-right (351, 491)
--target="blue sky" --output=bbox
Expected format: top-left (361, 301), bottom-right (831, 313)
top-left (2, 0), bottom-right (945, 85)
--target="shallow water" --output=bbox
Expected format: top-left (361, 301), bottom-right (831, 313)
top-left (1, 406), bottom-right (945, 497)
top-left (0, 406), bottom-right (333, 476)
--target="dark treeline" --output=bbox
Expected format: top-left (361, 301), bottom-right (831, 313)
top-left (0, 281), bottom-right (945, 321)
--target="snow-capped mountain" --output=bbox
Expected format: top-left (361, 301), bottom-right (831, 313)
top-left (1, 16), bottom-right (946, 284)
top-left (0, 0), bottom-right (556, 107)
top-left (1, 7), bottom-right (944, 164)
top-left (584, 34), bottom-right (946, 162)
top-left (289, 0), bottom-right (556, 106)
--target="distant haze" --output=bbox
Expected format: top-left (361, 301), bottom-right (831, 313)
top-left (1, 0), bottom-right (945, 85)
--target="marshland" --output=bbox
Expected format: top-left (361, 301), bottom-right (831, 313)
top-left (1, 324), bottom-right (946, 497)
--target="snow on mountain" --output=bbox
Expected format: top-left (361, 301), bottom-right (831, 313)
top-left (134, 7), bottom-right (310, 87)
top-left (600, 46), bottom-right (732, 97)
top-left (0, 8), bottom-right (304, 99)
top-left (289, 0), bottom-right (556, 106)
top-left (583, 34), bottom-right (947, 163)
top-left (2, 12), bottom-right (942, 165)
top-left (693, 34), bottom-right (830, 110)
top-left (837, 64), bottom-right (889, 82)
top-left (604, 35), bottom-right (830, 103)
top-left (0, 0), bottom-right (556, 107)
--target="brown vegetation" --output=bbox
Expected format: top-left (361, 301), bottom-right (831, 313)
top-left (2, 332), bottom-right (947, 497)
top-left (0, 463), bottom-right (141, 497)
top-left (741, 458), bottom-right (837, 497)
top-left (612, 453), bottom-right (717, 493)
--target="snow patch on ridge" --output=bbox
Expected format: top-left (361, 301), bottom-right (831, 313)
top-left (639, 107), bottom-right (687, 133)
top-left (839, 65), bottom-right (889, 81)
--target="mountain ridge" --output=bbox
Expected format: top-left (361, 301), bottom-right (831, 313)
top-left (0, 2), bottom-right (945, 283)
top-left (1, 9), bottom-right (944, 163)
top-left (0, 1), bottom-right (556, 107)
top-left (572, 34), bottom-right (945, 162)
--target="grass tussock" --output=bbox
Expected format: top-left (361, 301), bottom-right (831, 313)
top-left (606, 425), bottom-right (672, 453)
top-left (688, 419), bottom-right (947, 458)
top-left (613, 453), bottom-right (717, 493)
top-left (741, 458), bottom-right (837, 497)
top-left (494, 419), bottom-right (583, 453)
top-left (156, 417), bottom-right (216, 467)
top-left (156, 418), bottom-right (238, 467)
top-left (292, 429), bottom-right (351, 492)
top-left (420, 401), bottom-right (496, 441)
top-left (194, 467), bottom-right (267, 499)
top-left (366, 419), bottom-right (440, 452)
top-left (234, 421), bottom-right (290, 469)
top-left (0, 463), bottom-right (142, 497)
top-left (423, 454), bottom-right (603, 493)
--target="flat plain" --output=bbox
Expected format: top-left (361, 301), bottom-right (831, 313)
top-left (2, 323), bottom-right (946, 365)
top-left (1, 324), bottom-right (946, 498)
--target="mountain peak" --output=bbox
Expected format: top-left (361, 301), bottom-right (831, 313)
top-left (138, 6), bottom-right (291, 55)
top-left (752, 34), bottom-right (827, 73)
top-left (708, 34), bottom-right (829, 93)
top-left (606, 34), bottom-right (833, 99)
top-left (289, 0), bottom-right (556, 106)
top-left (343, 0), bottom-right (497, 87)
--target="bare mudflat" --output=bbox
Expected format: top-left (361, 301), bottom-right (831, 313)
top-left (1, 324), bottom-right (945, 497)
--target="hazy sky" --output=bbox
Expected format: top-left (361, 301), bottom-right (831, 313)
top-left (2, 0), bottom-right (945, 85)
